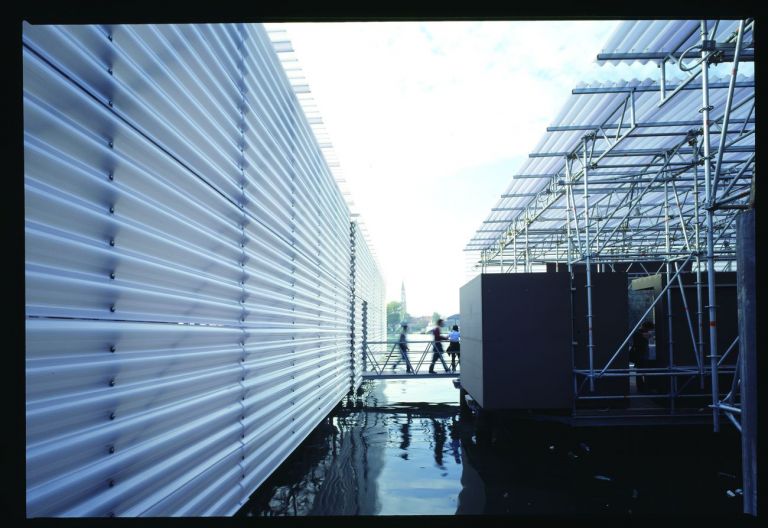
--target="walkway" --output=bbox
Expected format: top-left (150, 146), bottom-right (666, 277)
top-left (362, 340), bottom-right (459, 379)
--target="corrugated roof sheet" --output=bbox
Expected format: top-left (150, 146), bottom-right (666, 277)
top-left (466, 73), bottom-right (755, 252)
top-left (598, 19), bottom-right (749, 65)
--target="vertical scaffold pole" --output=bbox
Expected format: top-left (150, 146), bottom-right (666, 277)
top-left (513, 235), bottom-right (518, 273)
top-left (693, 147), bottom-right (706, 388)
top-left (664, 173), bottom-right (677, 408)
top-left (583, 137), bottom-right (595, 392)
top-left (499, 241), bottom-right (504, 273)
top-left (700, 19), bottom-right (720, 431)
top-left (524, 222), bottom-right (530, 272)
top-left (565, 179), bottom-right (571, 273)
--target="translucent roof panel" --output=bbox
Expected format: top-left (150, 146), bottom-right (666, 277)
top-left (598, 19), bottom-right (751, 65)
top-left (465, 73), bottom-right (755, 252)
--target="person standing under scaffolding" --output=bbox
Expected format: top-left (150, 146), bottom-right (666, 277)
top-left (428, 318), bottom-right (450, 373)
top-left (630, 320), bottom-right (655, 393)
top-left (392, 323), bottom-right (414, 373)
top-left (446, 324), bottom-right (460, 372)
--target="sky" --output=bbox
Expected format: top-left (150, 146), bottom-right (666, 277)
top-left (272, 21), bottom-right (736, 318)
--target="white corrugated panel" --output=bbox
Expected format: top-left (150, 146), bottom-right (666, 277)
top-left (25, 22), bottom-right (383, 517)
top-left (599, 20), bottom-right (744, 65)
top-left (350, 224), bottom-right (385, 388)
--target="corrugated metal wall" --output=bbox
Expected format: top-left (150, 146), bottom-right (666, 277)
top-left (24, 22), bottom-right (383, 517)
top-left (348, 222), bottom-right (386, 389)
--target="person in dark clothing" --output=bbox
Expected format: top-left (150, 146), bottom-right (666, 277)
top-left (392, 323), bottom-right (414, 373)
top-left (630, 320), bottom-right (655, 393)
top-left (446, 324), bottom-right (461, 372)
top-left (428, 319), bottom-right (450, 373)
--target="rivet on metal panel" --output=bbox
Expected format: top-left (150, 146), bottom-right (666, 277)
top-left (108, 141), bottom-right (113, 148)
top-left (109, 412), bottom-right (115, 420)
top-left (109, 239), bottom-right (115, 247)
top-left (109, 446), bottom-right (115, 454)
top-left (107, 68), bottom-right (113, 75)
top-left (110, 272), bottom-right (115, 280)
top-left (108, 100), bottom-right (113, 108)
top-left (241, 377), bottom-right (244, 382)
top-left (108, 479), bottom-right (115, 487)
top-left (109, 305), bottom-right (116, 313)
top-left (241, 434), bottom-right (245, 438)
top-left (109, 378), bottom-right (116, 387)
top-left (110, 345), bottom-right (116, 353)
top-left (109, 206), bottom-right (114, 214)
top-left (108, 171), bottom-right (114, 181)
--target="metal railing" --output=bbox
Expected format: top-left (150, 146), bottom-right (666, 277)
top-left (362, 340), bottom-right (460, 377)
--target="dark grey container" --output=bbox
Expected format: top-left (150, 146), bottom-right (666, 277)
top-left (459, 273), bottom-right (573, 410)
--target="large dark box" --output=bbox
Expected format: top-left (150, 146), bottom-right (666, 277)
top-left (459, 273), bottom-right (573, 410)
top-left (571, 272), bottom-right (630, 399)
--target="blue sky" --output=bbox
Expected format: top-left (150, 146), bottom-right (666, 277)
top-left (272, 21), bottom-right (744, 317)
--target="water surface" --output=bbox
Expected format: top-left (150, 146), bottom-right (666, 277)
top-left (237, 378), bottom-right (744, 517)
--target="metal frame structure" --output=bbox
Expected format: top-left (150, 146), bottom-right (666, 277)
top-left (362, 340), bottom-right (458, 378)
top-left (465, 18), bottom-right (755, 512)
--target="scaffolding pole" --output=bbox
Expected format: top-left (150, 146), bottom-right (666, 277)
top-left (513, 234), bottom-right (518, 273)
top-left (583, 137), bottom-right (595, 392)
top-left (700, 19), bottom-right (720, 432)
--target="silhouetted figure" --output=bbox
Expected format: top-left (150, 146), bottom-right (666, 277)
top-left (432, 418), bottom-right (446, 468)
top-left (399, 412), bottom-right (412, 460)
top-left (391, 323), bottom-right (413, 373)
top-left (630, 320), bottom-right (655, 393)
top-left (428, 319), bottom-right (450, 373)
top-left (446, 324), bottom-right (460, 372)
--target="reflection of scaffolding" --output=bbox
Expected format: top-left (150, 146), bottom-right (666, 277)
top-left (465, 20), bottom-right (755, 514)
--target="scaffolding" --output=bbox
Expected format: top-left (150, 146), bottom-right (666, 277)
top-left (465, 19), bottom-right (755, 512)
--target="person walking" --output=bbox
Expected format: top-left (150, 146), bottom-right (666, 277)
top-left (446, 324), bottom-right (460, 372)
top-left (392, 323), bottom-right (414, 373)
top-left (428, 319), bottom-right (450, 373)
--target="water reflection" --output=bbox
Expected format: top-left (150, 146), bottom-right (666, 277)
top-left (237, 378), bottom-right (743, 517)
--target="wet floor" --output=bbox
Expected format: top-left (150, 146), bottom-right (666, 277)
top-left (236, 378), bottom-right (745, 517)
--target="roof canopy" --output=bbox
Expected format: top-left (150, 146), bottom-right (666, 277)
top-left (466, 19), bottom-right (755, 269)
